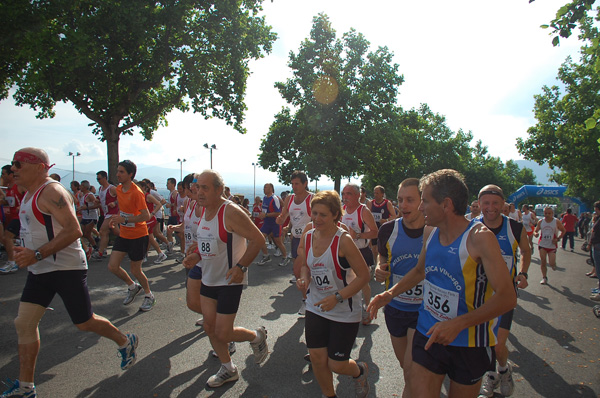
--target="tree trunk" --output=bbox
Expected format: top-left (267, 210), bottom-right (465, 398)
top-left (104, 126), bottom-right (120, 185)
top-left (334, 176), bottom-right (341, 193)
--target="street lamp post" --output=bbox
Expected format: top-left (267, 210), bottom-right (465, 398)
top-left (203, 143), bottom-right (217, 169)
top-left (68, 152), bottom-right (80, 181)
top-left (252, 162), bottom-right (257, 200)
top-left (177, 158), bottom-right (186, 181)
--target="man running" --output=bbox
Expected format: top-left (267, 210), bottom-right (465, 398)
top-left (1, 148), bottom-right (137, 398)
top-left (277, 171), bottom-right (313, 313)
top-left (92, 171), bottom-right (120, 261)
top-left (368, 169), bottom-right (516, 398)
top-left (194, 170), bottom-right (268, 387)
top-left (107, 160), bottom-right (156, 312)
top-left (521, 204), bottom-right (536, 254)
top-left (0, 165), bottom-right (26, 274)
top-left (534, 207), bottom-right (566, 285)
top-left (476, 185), bottom-right (531, 398)
top-left (341, 183), bottom-right (378, 325)
top-left (77, 180), bottom-right (100, 256)
top-left (369, 185), bottom-right (397, 263)
top-left (257, 183), bottom-right (286, 265)
top-left (465, 200), bottom-right (481, 221)
top-left (371, 178), bottom-right (427, 397)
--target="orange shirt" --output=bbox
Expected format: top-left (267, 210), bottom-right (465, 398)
top-left (116, 183), bottom-right (149, 239)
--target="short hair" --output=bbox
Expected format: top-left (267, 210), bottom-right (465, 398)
top-left (311, 190), bottom-right (342, 223)
top-left (374, 185), bottom-right (385, 194)
top-left (167, 177), bottom-right (176, 186)
top-left (97, 171), bottom-right (108, 179)
top-left (50, 173), bottom-right (61, 181)
top-left (398, 178), bottom-right (421, 195)
top-left (544, 206), bottom-right (554, 214)
top-left (81, 180), bottom-right (90, 189)
top-left (71, 180), bottom-right (80, 190)
top-left (419, 169), bottom-right (468, 216)
top-left (264, 182), bottom-right (274, 192)
top-left (182, 173), bottom-right (195, 189)
top-left (360, 186), bottom-right (367, 194)
top-left (291, 170), bottom-right (308, 184)
top-left (177, 181), bottom-right (184, 189)
top-left (343, 183), bottom-right (360, 195)
top-left (202, 170), bottom-right (225, 190)
top-left (2, 165), bottom-right (13, 175)
top-left (118, 160), bottom-right (137, 179)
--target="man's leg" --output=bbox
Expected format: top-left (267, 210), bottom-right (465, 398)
top-left (539, 248), bottom-right (548, 279)
top-left (409, 361), bottom-right (445, 398)
top-left (273, 236), bottom-right (287, 258)
top-left (108, 250), bottom-right (135, 286)
top-left (569, 232), bottom-right (575, 251)
top-left (14, 302), bottom-right (47, 384)
top-left (309, 347), bottom-right (335, 397)
top-left (447, 380), bottom-right (482, 398)
top-left (548, 251), bottom-right (557, 270)
top-left (130, 260), bottom-right (151, 294)
top-left (186, 277), bottom-right (203, 314)
top-left (4, 229), bottom-right (16, 263)
top-left (76, 313), bottom-right (127, 346)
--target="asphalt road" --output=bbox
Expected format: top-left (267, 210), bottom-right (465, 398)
top-left (1, 237), bottom-right (599, 398)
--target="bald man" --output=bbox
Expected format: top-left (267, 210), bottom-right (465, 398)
top-left (1, 148), bottom-right (137, 398)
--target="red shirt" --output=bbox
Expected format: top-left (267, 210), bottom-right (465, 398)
top-left (561, 213), bottom-right (578, 232)
top-left (4, 184), bottom-right (25, 222)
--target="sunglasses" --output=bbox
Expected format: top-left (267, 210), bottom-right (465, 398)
top-left (11, 161), bottom-right (22, 169)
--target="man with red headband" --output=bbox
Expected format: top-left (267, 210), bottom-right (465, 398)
top-left (0, 164), bottom-right (26, 274)
top-left (1, 148), bottom-right (138, 398)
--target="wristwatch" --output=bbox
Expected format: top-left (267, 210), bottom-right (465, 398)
top-left (518, 272), bottom-right (528, 280)
top-left (335, 292), bottom-right (344, 303)
top-left (236, 263), bottom-right (248, 273)
top-left (34, 250), bottom-right (43, 261)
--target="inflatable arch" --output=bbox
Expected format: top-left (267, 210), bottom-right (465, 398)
top-left (506, 185), bottom-right (590, 213)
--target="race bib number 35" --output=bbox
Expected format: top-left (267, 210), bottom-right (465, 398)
top-left (423, 280), bottom-right (459, 321)
top-left (392, 274), bottom-right (423, 304)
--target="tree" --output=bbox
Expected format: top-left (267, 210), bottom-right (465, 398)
top-left (1, 0), bottom-right (276, 180)
top-left (259, 13), bottom-right (403, 190)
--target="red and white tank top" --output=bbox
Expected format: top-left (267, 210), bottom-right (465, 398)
top-left (287, 193), bottom-right (313, 238)
top-left (341, 204), bottom-right (370, 249)
top-left (183, 199), bottom-right (201, 251)
top-left (79, 192), bottom-right (98, 220)
top-left (19, 181), bottom-right (87, 274)
top-left (197, 200), bottom-right (247, 286)
top-left (99, 184), bottom-right (119, 217)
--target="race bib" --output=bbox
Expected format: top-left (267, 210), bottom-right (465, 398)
top-left (311, 265), bottom-right (336, 293)
top-left (502, 255), bottom-right (514, 271)
top-left (252, 211), bottom-right (260, 218)
top-left (6, 196), bottom-right (15, 207)
top-left (293, 226), bottom-right (304, 238)
top-left (198, 235), bottom-right (218, 258)
top-left (119, 211), bottom-right (135, 227)
top-left (423, 280), bottom-right (459, 321)
top-left (19, 226), bottom-right (33, 249)
top-left (372, 213), bottom-right (382, 222)
top-left (392, 274), bottom-right (424, 304)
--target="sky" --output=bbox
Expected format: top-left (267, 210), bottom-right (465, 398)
top-left (0, 0), bottom-right (584, 187)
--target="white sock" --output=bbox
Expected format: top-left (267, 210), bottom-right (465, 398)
top-left (128, 283), bottom-right (138, 291)
top-left (145, 292), bottom-right (154, 299)
top-left (20, 381), bottom-right (34, 389)
top-left (251, 331), bottom-right (261, 344)
top-left (222, 361), bottom-right (236, 372)
top-left (498, 364), bottom-right (509, 373)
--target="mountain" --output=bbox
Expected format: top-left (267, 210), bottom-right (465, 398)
top-left (514, 160), bottom-right (556, 186)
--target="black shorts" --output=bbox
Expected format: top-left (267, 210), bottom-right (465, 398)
top-left (384, 305), bottom-right (419, 338)
top-left (412, 330), bottom-right (495, 385)
top-left (498, 308), bottom-right (514, 331)
top-left (81, 219), bottom-right (96, 226)
top-left (167, 216), bottom-right (179, 225)
top-left (291, 237), bottom-right (300, 258)
top-left (6, 219), bottom-right (20, 236)
top-left (112, 235), bottom-right (149, 262)
top-left (359, 246), bottom-right (374, 266)
top-left (188, 265), bottom-right (203, 280)
top-left (21, 270), bottom-right (93, 325)
top-left (200, 283), bottom-right (243, 314)
top-left (305, 311), bottom-right (360, 361)
top-left (371, 238), bottom-right (378, 245)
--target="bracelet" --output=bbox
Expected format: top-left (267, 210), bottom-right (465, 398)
top-left (518, 272), bottom-right (528, 280)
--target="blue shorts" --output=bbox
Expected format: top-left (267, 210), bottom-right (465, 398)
top-left (384, 305), bottom-right (419, 338)
top-left (188, 265), bottom-right (203, 280)
top-left (291, 237), bottom-right (300, 258)
top-left (261, 222), bottom-right (281, 237)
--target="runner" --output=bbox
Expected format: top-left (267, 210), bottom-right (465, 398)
top-left (194, 170), bottom-right (268, 388)
top-left (359, 186), bottom-right (369, 206)
top-left (367, 169), bottom-right (516, 398)
top-left (92, 171), bottom-right (120, 261)
top-left (0, 148), bottom-right (137, 398)
top-left (341, 183), bottom-right (378, 325)
top-left (0, 165), bottom-right (26, 274)
top-left (465, 200), bottom-right (481, 221)
top-left (476, 185), bottom-right (531, 398)
top-left (277, 171), bottom-right (313, 314)
top-left (137, 180), bottom-right (168, 264)
top-left (77, 180), bottom-right (100, 258)
top-left (295, 190), bottom-right (371, 398)
top-left (165, 178), bottom-right (179, 249)
top-left (521, 204), bottom-right (536, 254)
top-left (371, 178), bottom-right (427, 397)
top-left (107, 160), bottom-right (156, 312)
top-left (369, 185), bottom-right (397, 265)
top-left (507, 203), bottom-right (521, 222)
top-left (257, 183), bottom-right (286, 265)
top-left (534, 207), bottom-right (566, 285)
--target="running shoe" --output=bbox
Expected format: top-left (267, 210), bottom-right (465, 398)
top-left (142, 256), bottom-right (147, 263)
top-left (540, 277), bottom-right (548, 285)
top-left (123, 283), bottom-right (142, 305)
top-left (499, 363), bottom-right (515, 396)
top-left (0, 262), bottom-right (18, 274)
top-left (195, 318), bottom-right (204, 327)
top-left (273, 248), bottom-right (282, 257)
top-left (250, 326), bottom-right (269, 364)
top-left (118, 333), bottom-right (138, 370)
top-left (298, 300), bottom-right (306, 316)
top-left (279, 257), bottom-right (290, 267)
top-left (257, 255), bottom-right (271, 266)
top-left (478, 371), bottom-right (499, 397)
top-left (167, 241), bottom-right (174, 254)
top-left (210, 342), bottom-right (237, 358)
top-left (154, 252), bottom-right (167, 264)
top-left (361, 305), bottom-right (372, 325)
top-left (353, 362), bottom-right (370, 398)
top-left (0, 379), bottom-right (36, 398)
top-left (91, 251), bottom-right (103, 261)
top-left (593, 305), bottom-right (600, 318)
top-left (591, 288), bottom-right (600, 294)
top-left (139, 295), bottom-right (156, 312)
top-left (267, 243), bottom-right (274, 250)
top-left (289, 277), bottom-right (297, 284)
top-left (206, 364), bottom-right (239, 388)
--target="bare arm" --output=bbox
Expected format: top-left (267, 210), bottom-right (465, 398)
top-left (516, 226), bottom-right (531, 289)
top-left (355, 207), bottom-right (378, 240)
top-left (386, 200), bottom-right (397, 221)
top-left (225, 204), bottom-right (266, 284)
top-left (276, 195), bottom-right (291, 225)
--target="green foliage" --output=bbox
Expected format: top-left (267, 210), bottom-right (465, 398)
top-left (259, 13), bottom-right (403, 189)
top-left (1, 0), bottom-right (276, 180)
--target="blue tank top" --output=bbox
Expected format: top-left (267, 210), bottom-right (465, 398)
top-left (383, 219), bottom-right (424, 312)
top-left (418, 219), bottom-right (498, 347)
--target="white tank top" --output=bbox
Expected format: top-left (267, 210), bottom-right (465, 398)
top-left (341, 204), bottom-right (370, 249)
top-left (79, 192), bottom-right (98, 220)
top-left (305, 228), bottom-right (362, 323)
top-left (522, 212), bottom-right (534, 230)
top-left (197, 200), bottom-right (247, 286)
top-left (508, 210), bottom-right (519, 221)
top-left (183, 199), bottom-right (201, 251)
top-left (288, 193), bottom-right (313, 238)
top-left (20, 181), bottom-right (87, 275)
top-left (539, 218), bottom-right (558, 249)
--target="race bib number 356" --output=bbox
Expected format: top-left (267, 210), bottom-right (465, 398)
top-left (423, 280), bottom-right (459, 321)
